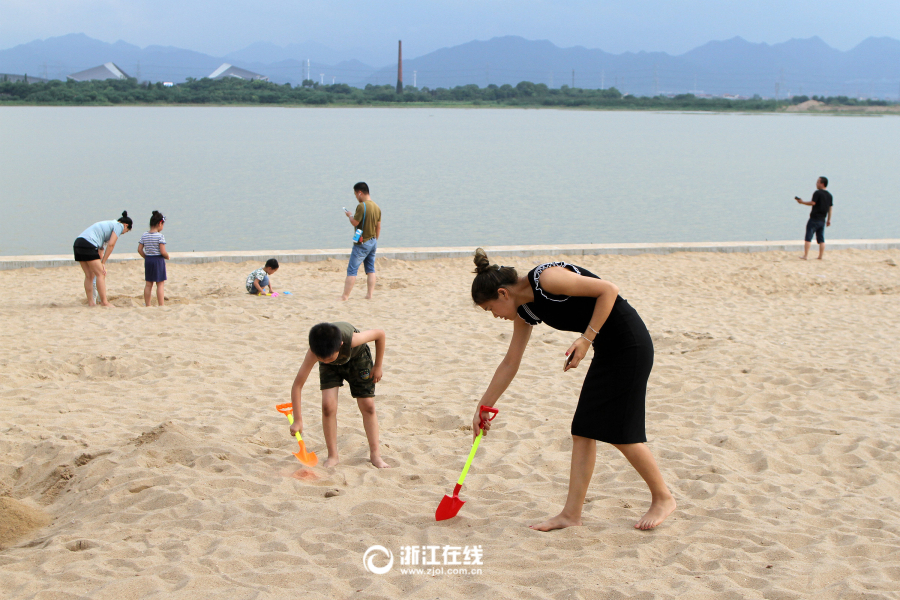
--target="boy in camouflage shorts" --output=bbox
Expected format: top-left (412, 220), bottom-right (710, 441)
top-left (289, 322), bottom-right (389, 468)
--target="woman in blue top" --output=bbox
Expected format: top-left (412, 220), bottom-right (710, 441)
top-left (73, 211), bottom-right (133, 307)
top-left (468, 248), bottom-right (675, 532)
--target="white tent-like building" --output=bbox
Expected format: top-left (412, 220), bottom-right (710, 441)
top-left (68, 62), bottom-right (130, 82)
top-left (208, 63), bottom-right (268, 81)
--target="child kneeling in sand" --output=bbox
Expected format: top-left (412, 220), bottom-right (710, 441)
top-left (289, 322), bottom-right (390, 468)
top-left (247, 259), bottom-right (278, 295)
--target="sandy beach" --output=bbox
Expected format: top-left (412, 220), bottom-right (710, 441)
top-left (1, 248), bottom-right (899, 599)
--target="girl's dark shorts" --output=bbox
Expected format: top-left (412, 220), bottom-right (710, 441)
top-left (144, 255), bottom-right (167, 282)
top-left (318, 344), bottom-right (376, 398)
top-left (73, 237), bottom-right (100, 262)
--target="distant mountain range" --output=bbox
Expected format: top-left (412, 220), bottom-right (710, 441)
top-left (371, 35), bottom-right (900, 98)
top-left (2, 33), bottom-right (899, 98)
top-left (0, 34), bottom-right (374, 87)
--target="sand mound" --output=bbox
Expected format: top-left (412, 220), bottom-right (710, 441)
top-left (0, 497), bottom-right (51, 549)
top-left (785, 99), bottom-right (825, 112)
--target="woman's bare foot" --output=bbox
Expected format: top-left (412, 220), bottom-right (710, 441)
top-left (370, 455), bottom-right (390, 468)
top-left (529, 513), bottom-right (582, 532)
top-left (634, 496), bottom-right (676, 530)
top-left (323, 456), bottom-right (340, 468)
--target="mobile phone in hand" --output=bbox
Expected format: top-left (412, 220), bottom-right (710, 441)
top-left (794, 196), bottom-right (802, 201)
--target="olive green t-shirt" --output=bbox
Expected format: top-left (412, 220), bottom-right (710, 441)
top-left (352, 200), bottom-right (381, 243)
top-left (330, 322), bottom-right (367, 366)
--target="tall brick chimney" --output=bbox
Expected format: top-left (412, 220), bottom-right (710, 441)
top-left (396, 40), bottom-right (403, 94)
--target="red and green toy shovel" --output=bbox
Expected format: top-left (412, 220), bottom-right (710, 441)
top-left (435, 406), bottom-right (498, 521)
top-left (275, 403), bottom-right (318, 467)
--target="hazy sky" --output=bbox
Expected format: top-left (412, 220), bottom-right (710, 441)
top-left (2, 0), bottom-right (898, 61)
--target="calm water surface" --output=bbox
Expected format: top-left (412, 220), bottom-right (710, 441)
top-left (0, 107), bottom-right (897, 255)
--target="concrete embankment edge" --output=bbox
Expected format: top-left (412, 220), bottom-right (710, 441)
top-left (2, 240), bottom-right (899, 270)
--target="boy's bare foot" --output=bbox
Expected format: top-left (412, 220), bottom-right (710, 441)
top-left (529, 513), bottom-right (582, 532)
top-left (370, 456), bottom-right (390, 468)
top-left (323, 456), bottom-right (340, 468)
top-left (634, 496), bottom-right (676, 530)
top-left (799, 256), bottom-right (808, 260)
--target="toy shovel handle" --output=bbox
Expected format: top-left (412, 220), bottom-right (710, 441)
top-left (478, 405), bottom-right (498, 430)
top-left (457, 431), bottom-right (482, 486)
top-left (456, 407), bottom-right (499, 487)
top-left (275, 402), bottom-right (303, 441)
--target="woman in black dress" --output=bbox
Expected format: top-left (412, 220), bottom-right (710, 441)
top-left (469, 249), bottom-right (675, 531)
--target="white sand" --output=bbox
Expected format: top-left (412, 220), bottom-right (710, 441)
top-left (1, 249), bottom-right (899, 599)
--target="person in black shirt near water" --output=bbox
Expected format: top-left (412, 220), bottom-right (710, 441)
top-left (467, 249), bottom-right (676, 531)
top-left (795, 176), bottom-right (834, 260)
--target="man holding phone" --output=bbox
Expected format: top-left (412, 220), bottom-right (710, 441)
top-left (342, 182), bottom-right (382, 300)
top-left (795, 176), bottom-right (833, 260)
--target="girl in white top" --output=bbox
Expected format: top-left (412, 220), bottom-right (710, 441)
top-left (137, 211), bottom-right (170, 306)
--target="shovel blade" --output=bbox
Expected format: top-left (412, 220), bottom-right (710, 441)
top-left (292, 442), bottom-right (318, 467)
top-left (435, 494), bottom-right (465, 521)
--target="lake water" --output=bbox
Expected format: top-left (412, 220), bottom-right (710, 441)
top-left (0, 107), bottom-right (897, 256)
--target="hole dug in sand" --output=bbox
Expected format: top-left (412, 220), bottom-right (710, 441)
top-left (0, 496), bottom-right (52, 549)
top-left (65, 539), bottom-right (99, 552)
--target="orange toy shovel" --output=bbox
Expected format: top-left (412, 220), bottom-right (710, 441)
top-left (275, 403), bottom-right (318, 467)
top-left (435, 406), bottom-right (498, 521)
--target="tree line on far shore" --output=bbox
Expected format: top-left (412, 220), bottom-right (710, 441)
top-left (0, 75), bottom-right (894, 110)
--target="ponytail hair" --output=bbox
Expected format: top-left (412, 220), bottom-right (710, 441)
top-left (117, 210), bottom-right (133, 229)
top-left (150, 210), bottom-right (165, 227)
top-left (471, 248), bottom-right (518, 304)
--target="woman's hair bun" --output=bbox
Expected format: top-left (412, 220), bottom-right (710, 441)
top-left (121, 210), bottom-right (128, 218)
top-left (473, 248), bottom-right (492, 274)
top-left (471, 248), bottom-right (518, 304)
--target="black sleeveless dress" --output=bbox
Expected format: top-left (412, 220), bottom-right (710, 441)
top-left (516, 262), bottom-right (653, 444)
